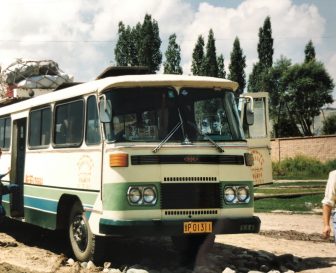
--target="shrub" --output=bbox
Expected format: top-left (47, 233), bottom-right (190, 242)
top-left (322, 113), bottom-right (336, 135)
top-left (272, 155), bottom-right (334, 179)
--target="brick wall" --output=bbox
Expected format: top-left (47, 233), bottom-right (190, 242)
top-left (271, 135), bottom-right (336, 162)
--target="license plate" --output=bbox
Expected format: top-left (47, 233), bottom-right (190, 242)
top-left (183, 221), bottom-right (212, 234)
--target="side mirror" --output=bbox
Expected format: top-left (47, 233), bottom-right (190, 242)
top-left (245, 103), bottom-right (254, 125)
top-left (241, 95), bottom-right (254, 126)
top-left (99, 95), bottom-right (112, 123)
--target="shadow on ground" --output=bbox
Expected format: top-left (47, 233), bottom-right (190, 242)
top-left (0, 218), bottom-right (335, 273)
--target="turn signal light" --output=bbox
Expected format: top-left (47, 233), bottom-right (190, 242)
top-left (110, 153), bottom-right (128, 167)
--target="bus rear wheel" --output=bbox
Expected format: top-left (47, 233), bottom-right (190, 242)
top-left (68, 201), bottom-right (96, 262)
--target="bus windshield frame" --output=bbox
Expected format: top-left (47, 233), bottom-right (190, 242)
top-left (102, 86), bottom-right (245, 143)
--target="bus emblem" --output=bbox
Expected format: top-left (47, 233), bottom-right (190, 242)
top-left (184, 155), bottom-right (199, 163)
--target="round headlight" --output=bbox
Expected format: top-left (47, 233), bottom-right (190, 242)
top-left (143, 187), bottom-right (156, 204)
top-left (128, 187), bottom-right (142, 204)
top-left (237, 186), bottom-right (249, 202)
top-left (224, 187), bottom-right (236, 203)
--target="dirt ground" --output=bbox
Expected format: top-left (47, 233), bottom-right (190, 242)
top-left (0, 213), bottom-right (335, 273)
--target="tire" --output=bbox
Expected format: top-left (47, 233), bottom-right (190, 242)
top-left (68, 201), bottom-right (97, 262)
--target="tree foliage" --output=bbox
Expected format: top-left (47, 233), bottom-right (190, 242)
top-left (322, 114), bottom-right (336, 135)
top-left (248, 16), bottom-right (274, 92)
top-left (191, 35), bottom-right (205, 76)
top-left (138, 14), bottom-right (162, 73)
top-left (114, 22), bottom-right (133, 66)
top-left (163, 34), bottom-right (183, 74)
top-left (264, 56), bottom-right (292, 121)
top-left (281, 61), bottom-right (334, 136)
top-left (203, 29), bottom-right (218, 77)
top-left (228, 37), bottom-right (246, 97)
top-left (258, 16), bottom-right (274, 69)
top-left (191, 30), bottom-right (227, 78)
top-left (304, 40), bottom-right (316, 63)
top-left (217, 54), bottom-right (226, 78)
top-left (114, 14), bottom-right (162, 73)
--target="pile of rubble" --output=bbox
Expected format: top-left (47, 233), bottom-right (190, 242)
top-left (0, 59), bottom-right (73, 100)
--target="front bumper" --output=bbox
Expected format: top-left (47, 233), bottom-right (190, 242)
top-left (99, 216), bottom-right (260, 236)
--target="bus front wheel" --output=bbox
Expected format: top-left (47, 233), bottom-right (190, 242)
top-left (68, 201), bottom-right (96, 262)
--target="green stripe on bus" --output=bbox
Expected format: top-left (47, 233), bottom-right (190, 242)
top-left (103, 181), bottom-right (254, 211)
top-left (103, 182), bottom-right (161, 211)
top-left (220, 180), bottom-right (254, 208)
top-left (24, 207), bottom-right (56, 229)
top-left (24, 184), bottom-right (99, 206)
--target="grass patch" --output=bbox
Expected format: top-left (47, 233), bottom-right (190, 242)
top-left (253, 180), bottom-right (325, 213)
top-left (265, 181), bottom-right (326, 187)
top-left (254, 193), bottom-right (323, 213)
top-left (255, 188), bottom-right (323, 195)
top-left (272, 155), bottom-right (336, 180)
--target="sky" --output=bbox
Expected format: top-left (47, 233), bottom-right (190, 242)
top-left (0, 0), bottom-right (335, 106)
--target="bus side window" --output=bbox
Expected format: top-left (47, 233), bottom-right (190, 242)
top-left (86, 96), bottom-right (101, 145)
top-left (54, 100), bottom-right (84, 146)
top-left (29, 107), bottom-right (51, 148)
top-left (0, 117), bottom-right (11, 149)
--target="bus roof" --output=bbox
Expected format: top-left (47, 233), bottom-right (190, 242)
top-left (0, 74), bottom-right (238, 116)
top-left (97, 74), bottom-right (238, 91)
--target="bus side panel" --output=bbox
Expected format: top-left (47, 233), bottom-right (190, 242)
top-left (22, 149), bottom-right (101, 230)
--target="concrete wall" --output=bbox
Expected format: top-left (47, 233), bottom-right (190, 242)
top-left (271, 135), bottom-right (336, 162)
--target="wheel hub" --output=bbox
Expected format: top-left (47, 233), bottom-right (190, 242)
top-left (72, 215), bottom-right (88, 251)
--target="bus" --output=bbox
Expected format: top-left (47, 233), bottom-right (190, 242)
top-left (0, 72), bottom-right (261, 262)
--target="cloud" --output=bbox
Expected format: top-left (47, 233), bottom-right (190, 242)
top-left (0, 0), bottom-right (333, 99)
top-left (179, 0), bottom-right (326, 75)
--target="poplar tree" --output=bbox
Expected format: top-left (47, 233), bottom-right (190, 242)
top-left (258, 16), bottom-right (273, 69)
top-left (217, 54), bottom-right (226, 78)
top-left (304, 40), bottom-right (316, 63)
top-left (114, 14), bottom-right (162, 72)
top-left (114, 22), bottom-right (130, 66)
top-left (191, 35), bottom-right (205, 76)
top-left (203, 29), bottom-right (218, 77)
top-left (228, 37), bottom-right (246, 97)
top-left (248, 16), bottom-right (274, 92)
top-left (138, 14), bottom-right (162, 73)
top-left (163, 34), bottom-right (183, 74)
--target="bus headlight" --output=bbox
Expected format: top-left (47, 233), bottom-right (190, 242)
top-left (224, 187), bottom-right (236, 203)
top-left (143, 187), bottom-right (157, 204)
top-left (237, 186), bottom-right (250, 202)
top-left (127, 186), bottom-right (157, 205)
top-left (127, 187), bottom-right (142, 204)
top-left (223, 185), bottom-right (251, 204)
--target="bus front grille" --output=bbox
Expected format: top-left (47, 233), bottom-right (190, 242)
top-left (161, 183), bottom-right (220, 209)
top-left (164, 209), bottom-right (218, 216)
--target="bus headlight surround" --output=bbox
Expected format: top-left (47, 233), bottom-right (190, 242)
top-left (127, 186), bottom-right (157, 205)
top-left (223, 185), bottom-right (250, 204)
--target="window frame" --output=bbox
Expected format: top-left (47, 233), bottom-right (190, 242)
top-left (0, 116), bottom-right (11, 150)
top-left (53, 98), bottom-right (85, 148)
top-left (28, 105), bottom-right (52, 149)
top-left (85, 95), bottom-right (101, 146)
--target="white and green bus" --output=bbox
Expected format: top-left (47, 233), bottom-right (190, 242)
top-left (0, 71), bottom-right (261, 261)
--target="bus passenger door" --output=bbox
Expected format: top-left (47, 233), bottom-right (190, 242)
top-left (242, 92), bottom-right (273, 185)
top-left (10, 118), bottom-right (26, 217)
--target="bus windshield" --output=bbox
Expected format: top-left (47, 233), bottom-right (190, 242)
top-left (103, 87), bottom-right (244, 142)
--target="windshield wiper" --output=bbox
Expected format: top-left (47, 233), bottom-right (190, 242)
top-left (152, 122), bottom-right (182, 153)
top-left (187, 121), bottom-right (224, 153)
